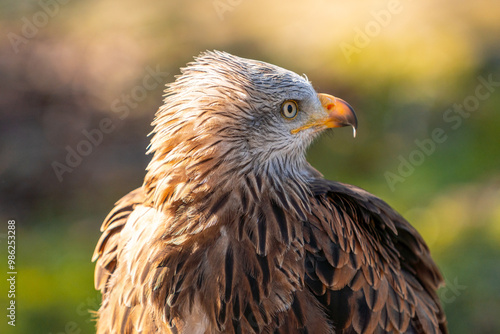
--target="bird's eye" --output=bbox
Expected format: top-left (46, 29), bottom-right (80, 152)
top-left (281, 100), bottom-right (298, 119)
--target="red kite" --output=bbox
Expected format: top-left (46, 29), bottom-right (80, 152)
top-left (93, 51), bottom-right (447, 333)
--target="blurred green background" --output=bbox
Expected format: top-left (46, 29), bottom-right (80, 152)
top-left (0, 0), bottom-right (499, 333)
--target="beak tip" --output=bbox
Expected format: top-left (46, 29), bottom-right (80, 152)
top-left (346, 102), bottom-right (358, 138)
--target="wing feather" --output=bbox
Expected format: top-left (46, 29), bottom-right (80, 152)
top-left (306, 180), bottom-right (448, 334)
top-left (93, 188), bottom-right (144, 292)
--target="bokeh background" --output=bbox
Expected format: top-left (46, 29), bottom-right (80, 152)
top-left (1, 0), bottom-right (499, 333)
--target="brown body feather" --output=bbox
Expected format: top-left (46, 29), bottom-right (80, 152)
top-left (93, 51), bottom-right (447, 333)
top-left (93, 180), bottom-right (446, 333)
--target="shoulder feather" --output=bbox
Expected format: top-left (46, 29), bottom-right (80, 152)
top-left (306, 180), bottom-right (447, 334)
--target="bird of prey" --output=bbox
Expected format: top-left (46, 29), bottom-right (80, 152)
top-left (93, 51), bottom-right (447, 334)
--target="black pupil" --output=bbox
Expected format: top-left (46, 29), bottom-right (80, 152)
top-left (287, 104), bottom-right (293, 113)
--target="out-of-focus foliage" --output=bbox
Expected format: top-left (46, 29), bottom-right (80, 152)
top-left (0, 0), bottom-right (499, 333)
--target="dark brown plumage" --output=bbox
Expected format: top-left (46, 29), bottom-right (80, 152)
top-left (93, 51), bottom-right (447, 333)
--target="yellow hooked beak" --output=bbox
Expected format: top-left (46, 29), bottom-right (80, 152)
top-left (291, 93), bottom-right (358, 137)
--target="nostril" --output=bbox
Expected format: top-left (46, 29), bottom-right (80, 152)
top-left (325, 103), bottom-right (335, 111)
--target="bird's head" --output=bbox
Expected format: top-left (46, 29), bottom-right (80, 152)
top-left (145, 51), bottom-right (357, 206)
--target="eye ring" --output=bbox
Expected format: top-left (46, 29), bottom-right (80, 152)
top-left (281, 100), bottom-right (299, 119)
